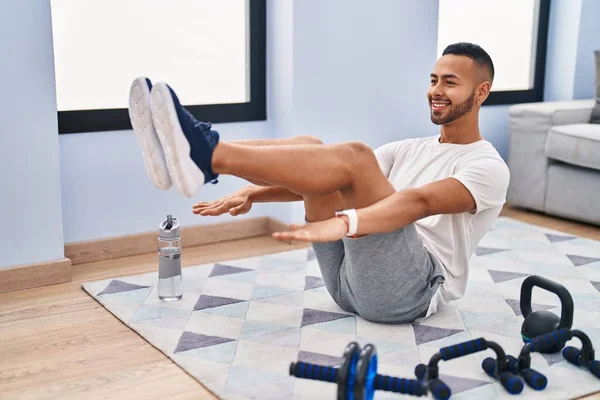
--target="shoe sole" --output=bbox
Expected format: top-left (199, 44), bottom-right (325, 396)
top-left (128, 77), bottom-right (172, 190)
top-left (151, 82), bottom-right (205, 198)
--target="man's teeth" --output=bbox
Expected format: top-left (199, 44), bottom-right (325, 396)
top-left (433, 102), bottom-right (449, 107)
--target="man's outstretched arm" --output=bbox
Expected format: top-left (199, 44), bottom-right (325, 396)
top-left (272, 155), bottom-right (509, 242)
top-left (272, 178), bottom-right (477, 242)
top-left (193, 184), bottom-right (303, 217)
top-left (352, 178), bottom-right (475, 235)
top-left (248, 185), bottom-right (305, 203)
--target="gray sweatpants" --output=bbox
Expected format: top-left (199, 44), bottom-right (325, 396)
top-left (311, 223), bottom-right (445, 323)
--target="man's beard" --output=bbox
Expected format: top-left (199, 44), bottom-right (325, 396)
top-left (430, 90), bottom-right (476, 125)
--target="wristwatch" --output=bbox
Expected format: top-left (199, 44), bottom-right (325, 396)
top-left (335, 209), bottom-right (358, 237)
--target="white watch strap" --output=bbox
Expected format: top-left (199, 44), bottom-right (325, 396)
top-left (335, 209), bottom-right (358, 236)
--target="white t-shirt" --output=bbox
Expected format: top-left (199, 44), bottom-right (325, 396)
top-left (374, 134), bottom-right (510, 318)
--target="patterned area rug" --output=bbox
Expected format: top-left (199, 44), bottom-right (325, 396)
top-left (82, 217), bottom-right (600, 399)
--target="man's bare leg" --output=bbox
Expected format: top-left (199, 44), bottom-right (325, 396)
top-left (192, 137), bottom-right (392, 221)
top-left (231, 135), bottom-right (322, 147)
top-left (211, 140), bottom-right (396, 225)
top-left (212, 141), bottom-right (394, 201)
top-left (221, 135), bottom-right (387, 223)
top-left (231, 135), bottom-right (324, 187)
top-left (149, 81), bottom-right (395, 204)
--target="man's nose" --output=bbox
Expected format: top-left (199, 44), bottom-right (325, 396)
top-left (431, 82), bottom-right (444, 98)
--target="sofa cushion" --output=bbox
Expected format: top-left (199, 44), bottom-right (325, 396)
top-left (546, 163), bottom-right (600, 225)
top-left (545, 123), bottom-right (600, 171)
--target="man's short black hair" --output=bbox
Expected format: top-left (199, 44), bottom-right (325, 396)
top-left (442, 42), bottom-right (494, 83)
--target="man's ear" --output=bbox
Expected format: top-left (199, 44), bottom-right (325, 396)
top-left (477, 81), bottom-right (492, 105)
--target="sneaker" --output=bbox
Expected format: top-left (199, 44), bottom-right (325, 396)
top-left (128, 77), bottom-right (172, 190)
top-left (150, 81), bottom-right (220, 198)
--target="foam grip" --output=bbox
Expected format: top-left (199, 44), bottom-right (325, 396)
top-left (562, 346), bottom-right (581, 366)
top-left (500, 372), bottom-right (524, 395)
top-left (530, 328), bottom-right (571, 353)
top-left (520, 368), bottom-right (548, 390)
top-left (414, 364), bottom-right (427, 380)
top-left (289, 362), bottom-right (337, 383)
top-left (374, 375), bottom-right (426, 396)
top-left (481, 357), bottom-right (496, 378)
top-left (440, 338), bottom-right (487, 361)
top-left (506, 355), bottom-right (519, 373)
top-left (429, 379), bottom-right (451, 400)
top-left (590, 360), bottom-right (600, 379)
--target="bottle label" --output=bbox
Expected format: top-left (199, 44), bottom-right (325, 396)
top-left (159, 254), bottom-right (182, 279)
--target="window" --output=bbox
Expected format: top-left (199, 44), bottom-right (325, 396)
top-left (50, 0), bottom-right (266, 134)
top-left (437, 0), bottom-right (550, 105)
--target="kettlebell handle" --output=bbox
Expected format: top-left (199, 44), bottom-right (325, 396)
top-left (520, 275), bottom-right (574, 329)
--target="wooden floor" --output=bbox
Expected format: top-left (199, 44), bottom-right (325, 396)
top-left (1, 206), bottom-right (599, 400)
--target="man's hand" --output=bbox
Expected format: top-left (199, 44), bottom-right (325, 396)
top-left (193, 188), bottom-right (253, 217)
top-left (272, 216), bottom-right (349, 243)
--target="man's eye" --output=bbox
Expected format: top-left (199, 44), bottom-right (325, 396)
top-left (447, 81), bottom-right (456, 85)
top-left (430, 80), bottom-right (437, 84)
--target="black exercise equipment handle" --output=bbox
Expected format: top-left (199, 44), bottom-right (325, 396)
top-left (529, 328), bottom-right (572, 353)
top-left (416, 339), bottom-right (507, 400)
top-left (506, 355), bottom-right (548, 390)
top-left (414, 364), bottom-right (451, 399)
top-left (421, 339), bottom-right (506, 380)
top-left (563, 346), bottom-right (582, 365)
top-left (525, 328), bottom-right (600, 380)
top-left (591, 361), bottom-right (600, 379)
top-left (289, 361), bottom-right (338, 383)
top-left (482, 358), bottom-right (524, 394)
top-left (563, 347), bottom-right (600, 379)
top-left (439, 338), bottom-right (488, 361)
top-left (373, 374), bottom-right (426, 396)
top-left (290, 360), bottom-right (429, 397)
top-left (520, 275), bottom-right (574, 328)
top-left (428, 379), bottom-right (451, 400)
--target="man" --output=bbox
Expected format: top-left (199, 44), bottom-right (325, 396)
top-left (128, 42), bottom-right (510, 324)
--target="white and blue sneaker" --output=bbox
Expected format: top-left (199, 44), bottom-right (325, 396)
top-left (128, 77), bottom-right (172, 190)
top-left (150, 81), bottom-right (220, 198)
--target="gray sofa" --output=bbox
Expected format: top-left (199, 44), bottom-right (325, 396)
top-left (507, 99), bottom-right (600, 225)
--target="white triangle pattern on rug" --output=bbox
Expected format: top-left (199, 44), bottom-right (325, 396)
top-left (82, 217), bottom-right (600, 400)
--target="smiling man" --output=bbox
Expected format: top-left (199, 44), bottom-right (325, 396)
top-left (129, 42), bottom-right (509, 323)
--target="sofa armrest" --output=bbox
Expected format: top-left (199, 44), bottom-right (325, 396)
top-left (506, 99), bottom-right (595, 211)
top-left (509, 99), bottom-right (595, 129)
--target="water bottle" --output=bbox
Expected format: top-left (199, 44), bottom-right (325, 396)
top-left (158, 214), bottom-right (183, 301)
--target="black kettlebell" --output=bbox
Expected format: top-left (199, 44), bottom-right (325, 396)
top-left (520, 275), bottom-right (574, 353)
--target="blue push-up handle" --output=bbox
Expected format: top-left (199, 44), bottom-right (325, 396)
top-left (529, 328), bottom-right (571, 352)
top-left (414, 364), bottom-right (450, 399)
top-left (482, 357), bottom-right (524, 394)
top-left (373, 374), bottom-right (427, 396)
top-left (290, 360), bottom-right (428, 397)
top-left (563, 346), bottom-right (582, 366)
top-left (429, 379), bottom-right (451, 400)
top-left (591, 361), bottom-right (600, 379)
top-left (500, 371), bottom-right (525, 395)
top-left (290, 361), bottom-right (338, 383)
top-left (414, 363), bottom-right (427, 380)
top-left (439, 338), bottom-right (487, 361)
top-left (506, 354), bottom-right (547, 390)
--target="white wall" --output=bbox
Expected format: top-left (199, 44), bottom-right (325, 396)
top-left (543, 0), bottom-right (582, 101)
top-left (543, 0), bottom-right (599, 102)
top-left (261, 0), bottom-right (295, 225)
top-left (291, 0), bottom-right (439, 148)
top-left (0, 0), bottom-right (65, 268)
